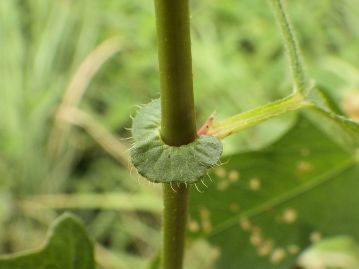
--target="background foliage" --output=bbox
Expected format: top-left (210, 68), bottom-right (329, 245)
top-left (0, 0), bottom-right (359, 268)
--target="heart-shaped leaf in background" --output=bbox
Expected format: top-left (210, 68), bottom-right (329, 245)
top-left (0, 213), bottom-right (94, 269)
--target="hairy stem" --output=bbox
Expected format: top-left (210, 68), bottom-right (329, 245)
top-left (208, 93), bottom-right (308, 139)
top-left (270, 0), bottom-right (305, 94)
top-left (154, 0), bottom-right (197, 268)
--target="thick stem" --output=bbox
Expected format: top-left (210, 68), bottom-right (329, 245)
top-left (154, 0), bottom-right (197, 269)
top-left (162, 184), bottom-right (189, 269)
top-left (155, 0), bottom-right (197, 146)
top-left (155, 0), bottom-right (197, 269)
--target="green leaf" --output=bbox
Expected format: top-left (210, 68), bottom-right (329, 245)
top-left (296, 236), bottom-right (359, 269)
top-left (305, 105), bottom-right (359, 153)
top-left (301, 87), bottom-right (359, 153)
top-left (130, 99), bottom-right (223, 183)
top-left (184, 240), bottom-right (221, 269)
top-left (189, 116), bottom-right (359, 269)
top-left (0, 213), bottom-right (95, 269)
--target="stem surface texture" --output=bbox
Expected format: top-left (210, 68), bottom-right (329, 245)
top-left (154, 0), bottom-right (197, 268)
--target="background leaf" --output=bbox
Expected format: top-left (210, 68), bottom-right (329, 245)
top-left (189, 115), bottom-right (359, 269)
top-left (305, 104), bottom-right (359, 152)
top-left (0, 214), bottom-right (94, 269)
top-left (296, 236), bottom-right (359, 269)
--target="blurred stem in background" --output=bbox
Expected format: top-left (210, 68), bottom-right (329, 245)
top-left (154, 0), bottom-right (197, 268)
top-left (270, 0), bottom-right (305, 94)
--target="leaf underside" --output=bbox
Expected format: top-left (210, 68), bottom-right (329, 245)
top-left (131, 99), bottom-right (223, 183)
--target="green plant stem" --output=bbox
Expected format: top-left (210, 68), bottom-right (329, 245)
top-left (208, 93), bottom-right (308, 139)
top-left (270, 0), bottom-right (305, 94)
top-left (162, 184), bottom-right (189, 269)
top-left (155, 0), bottom-right (197, 146)
top-left (154, 0), bottom-right (197, 268)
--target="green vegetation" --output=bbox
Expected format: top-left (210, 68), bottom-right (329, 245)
top-left (0, 214), bottom-right (94, 269)
top-left (1, 0), bottom-right (359, 269)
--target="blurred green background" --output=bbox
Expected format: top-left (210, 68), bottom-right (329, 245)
top-left (1, 0), bottom-right (359, 268)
